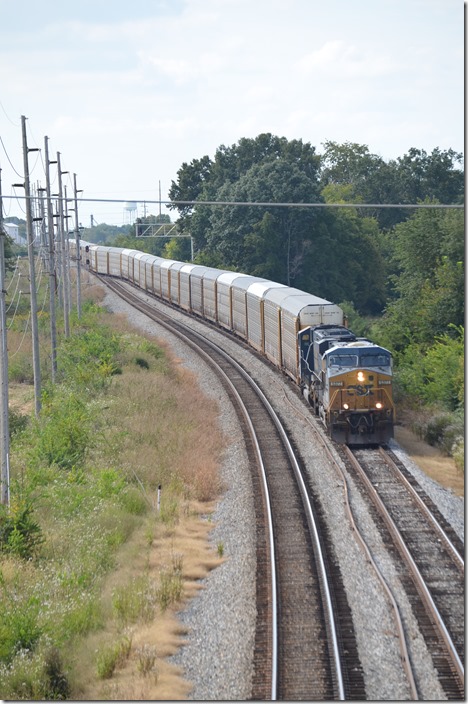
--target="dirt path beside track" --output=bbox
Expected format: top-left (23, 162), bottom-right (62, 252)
top-left (394, 425), bottom-right (464, 497)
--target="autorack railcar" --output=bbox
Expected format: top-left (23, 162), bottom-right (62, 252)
top-left (73, 240), bottom-right (394, 445)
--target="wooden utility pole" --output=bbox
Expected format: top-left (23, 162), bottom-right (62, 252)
top-left (44, 136), bottom-right (58, 382)
top-left (21, 115), bottom-right (41, 417)
top-left (56, 152), bottom-right (70, 337)
top-left (64, 185), bottom-right (72, 320)
top-left (0, 168), bottom-right (10, 506)
top-left (73, 174), bottom-right (82, 318)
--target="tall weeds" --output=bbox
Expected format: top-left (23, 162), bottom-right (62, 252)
top-left (0, 289), bottom-right (223, 699)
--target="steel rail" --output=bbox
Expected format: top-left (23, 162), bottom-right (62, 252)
top-left (248, 377), bottom-right (346, 700)
top-left (153, 294), bottom-right (345, 700)
top-left (379, 447), bottom-right (464, 572)
top-left (345, 446), bottom-right (464, 687)
top-left (101, 278), bottom-right (281, 697)
top-left (275, 385), bottom-right (419, 699)
top-left (102, 277), bottom-right (346, 700)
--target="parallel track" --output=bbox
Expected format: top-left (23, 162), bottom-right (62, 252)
top-left (343, 446), bottom-right (464, 700)
top-left (100, 277), bottom-right (364, 700)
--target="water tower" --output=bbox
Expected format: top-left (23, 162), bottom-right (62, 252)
top-left (123, 201), bottom-right (138, 224)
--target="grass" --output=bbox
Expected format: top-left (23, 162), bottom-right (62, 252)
top-left (0, 273), bottom-right (225, 700)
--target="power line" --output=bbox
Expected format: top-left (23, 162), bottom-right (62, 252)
top-left (0, 195), bottom-right (463, 209)
top-left (0, 135), bottom-right (23, 178)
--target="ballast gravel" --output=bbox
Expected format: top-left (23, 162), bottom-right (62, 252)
top-left (101, 283), bottom-right (464, 701)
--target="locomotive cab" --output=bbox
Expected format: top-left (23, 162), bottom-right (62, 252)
top-left (299, 325), bottom-right (395, 445)
top-left (323, 341), bottom-right (394, 444)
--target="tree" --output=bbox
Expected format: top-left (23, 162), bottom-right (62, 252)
top-left (205, 158), bottom-right (321, 285)
top-left (394, 147), bottom-right (464, 205)
top-left (373, 207), bottom-right (464, 349)
top-left (319, 142), bottom-right (464, 230)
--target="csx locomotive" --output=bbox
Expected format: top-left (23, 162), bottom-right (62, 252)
top-left (74, 241), bottom-right (394, 445)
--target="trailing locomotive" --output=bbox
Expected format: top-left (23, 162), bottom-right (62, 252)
top-left (73, 240), bottom-right (394, 445)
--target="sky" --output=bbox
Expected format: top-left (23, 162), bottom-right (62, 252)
top-left (0, 0), bottom-right (464, 228)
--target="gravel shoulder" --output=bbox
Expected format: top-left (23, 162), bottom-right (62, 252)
top-left (101, 282), bottom-right (464, 701)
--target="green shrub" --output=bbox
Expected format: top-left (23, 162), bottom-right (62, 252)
top-left (30, 391), bottom-right (92, 470)
top-left (42, 646), bottom-right (71, 700)
top-left (424, 414), bottom-right (453, 447)
top-left (0, 499), bottom-right (44, 559)
top-left (57, 325), bottom-right (121, 392)
top-left (112, 576), bottom-right (156, 625)
top-left (8, 357), bottom-right (34, 384)
top-left (0, 604), bottom-right (43, 663)
top-left (9, 410), bottom-right (29, 437)
top-left (118, 486), bottom-right (148, 515)
top-left (95, 636), bottom-right (132, 680)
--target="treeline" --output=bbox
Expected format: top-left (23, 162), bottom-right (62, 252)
top-left (132, 135), bottom-right (465, 459)
top-left (10, 135), bottom-right (464, 460)
top-left (165, 134), bottom-right (464, 456)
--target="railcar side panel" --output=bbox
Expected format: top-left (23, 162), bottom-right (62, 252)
top-left (160, 260), bottom-right (175, 301)
top-left (152, 260), bottom-right (163, 297)
top-left (133, 252), bottom-right (146, 288)
top-left (188, 266), bottom-right (213, 315)
top-left (263, 298), bottom-right (282, 367)
top-left (168, 262), bottom-right (185, 306)
top-left (108, 248), bottom-right (123, 277)
top-left (217, 273), bottom-right (249, 331)
top-left (95, 248), bottom-right (109, 275)
top-left (202, 270), bottom-right (221, 323)
top-left (179, 264), bottom-right (196, 311)
top-left (89, 245), bottom-right (98, 272)
top-left (231, 277), bottom-right (266, 340)
top-left (280, 309), bottom-right (301, 381)
top-left (246, 282), bottom-right (286, 353)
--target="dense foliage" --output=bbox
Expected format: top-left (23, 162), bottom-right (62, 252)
top-left (8, 135), bottom-right (465, 457)
top-left (167, 135), bottom-right (464, 455)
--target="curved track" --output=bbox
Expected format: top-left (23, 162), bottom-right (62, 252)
top-left (100, 277), bottom-right (365, 700)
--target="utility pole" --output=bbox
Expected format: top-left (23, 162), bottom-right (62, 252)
top-left (73, 174), bottom-right (82, 318)
top-left (64, 185), bottom-right (72, 320)
top-left (0, 169), bottom-right (10, 506)
top-left (56, 152), bottom-right (70, 337)
top-left (21, 115), bottom-right (41, 416)
top-left (44, 136), bottom-right (58, 382)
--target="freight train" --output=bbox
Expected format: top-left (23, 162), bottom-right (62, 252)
top-left (73, 241), bottom-right (394, 445)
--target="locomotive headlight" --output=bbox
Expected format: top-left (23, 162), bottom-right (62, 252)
top-left (357, 371), bottom-right (365, 382)
top-left (375, 402), bottom-right (383, 409)
top-left (343, 403), bottom-right (349, 410)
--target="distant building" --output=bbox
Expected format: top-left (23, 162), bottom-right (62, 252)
top-left (3, 222), bottom-right (26, 245)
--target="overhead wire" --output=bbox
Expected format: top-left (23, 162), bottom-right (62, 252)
top-left (0, 135), bottom-right (23, 178)
top-left (0, 101), bottom-right (20, 127)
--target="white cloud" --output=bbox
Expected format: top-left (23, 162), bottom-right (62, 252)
top-left (296, 40), bottom-right (399, 79)
top-left (0, 0), bottom-right (462, 225)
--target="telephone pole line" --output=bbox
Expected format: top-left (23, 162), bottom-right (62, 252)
top-left (0, 168), bottom-right (10, 506)
top-left (56, 152), bottom-right (70, 337)
top-left (44, 136), bottom-right (58, 382)
top-left (21, 115), bottom-right (41, 417)
top-left (73, 174), bottom-right (82, 319)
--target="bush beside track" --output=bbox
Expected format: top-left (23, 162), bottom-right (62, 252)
top-left (0, 287), bottom-right (223, 700)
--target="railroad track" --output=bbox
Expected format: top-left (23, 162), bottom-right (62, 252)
top-left (100, 276), bottom-right (365, 701)
top-left (271, 380), bottom-right (464, 700)
top-left (342, 445), bottom-right (464, 700)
